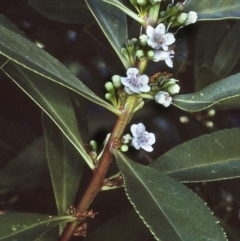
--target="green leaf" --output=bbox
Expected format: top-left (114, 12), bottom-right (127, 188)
top-left (85, 0), bottom-right (130, 69)
top-left (103, 0), bottom-right (145, 24)
top-left (0, 213), bottom-right (76, 241)
top-left (173, 73), bottom-right (240, 112)
top-left (185, 0), bottom-right (240, 20)
top-left (2, 62), bottom-right (94, 169)
top-left (114, 151), bottom-right (227, 241)
top-left (84, 209), bottom-right (152, 241)
top-left (28, 0), bottom-right (92, 23)
top-left (211, 21), bottom-right (240, 78)
top-left (0, 20), bottom-right (118, 114)
top-left (150, 128), bottom-right (240, 182)
top-left (42, 114), bottom-right (84, 216)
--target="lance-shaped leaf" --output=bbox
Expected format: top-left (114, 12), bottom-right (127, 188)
top-left (185, 0), bottom-right (240, 21)
top-left (2, 62), bottom-right (94, 169)
top-left (150, 128), bottom-right (240, 182)
top-left (28, 0), bottom-right (92, 23)
top-left (42, 114), bottom-right (84, 217)
top-left (114, 151), bottom-right (227, 241)
top-left (172, 73), bottom-right (240, 112)
top-left (0, 213), bottom-right (76, 241)
top-left (0, 20), bottom-right (118, 114)
top-left (85, 0), bottom-right (129, 69)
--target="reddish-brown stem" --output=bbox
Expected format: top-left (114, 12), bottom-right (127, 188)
top-left (58, 95), bottom-right (139, 241)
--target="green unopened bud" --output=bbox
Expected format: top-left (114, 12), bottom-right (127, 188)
top-left (105, 82), bottom-right (114, 92)
top-left (162, 78), bottom-right (178, 88)
top-left (170, 15), bottom-right (177, 22)
top-left (120, 144), bottom-right (129, 152)
top-left (105, 93), bottom-right (112, 100)
top-left (121, 47), bottom-right (128, 57)
top-left (90, 140), bottom-right (97, 151)
top-left (160, 10), bottom-right (166, 18)
top-left (139, 34), bottom-right (148, 46)
top-left (167, 83), bottom-right (180, 94)
top-left (137, 0), bottom-right (147, 6)
top-left (136, 49), bottom-right (145, 59)
top-left (176, 13), bottom-right (188, 24)
top-left (112, 75), bottom-right (122, 88)
top-left (175, 2), bottom-right (184, 11)
top-left (147, 50), bottom-right (155, 59)
top-left (166, 4), bottom-right (174, 14)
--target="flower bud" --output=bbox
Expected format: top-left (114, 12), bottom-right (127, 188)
top-left (166, 83), bottom-right (180, 94)
top-left (136, 49), bottom-right (145, 59)
top-left (105, 93), bottom-right (112, 100)
top-left (184, 11), bottom-right (198, 25)
top-left (160, 10), bottom-right (166, 18)
top-left (120, 144), bottom-right (129, 152)
top-left (90, 140), bottom-right (97, 151)
top-left (122, 134), bottom-right (132, 144)
top-left (176, 13), bottom-right (188, 24)
top-left (137, 0), bottom-right (147, 6)
top-left (147, 50), bottom-right (155, 59)
top-left (105, 82), bottom-right (114, 92)
top-left (139, 34), bottom-right (148, 46)
top-left (175, 2), bottom-right (184, 11)
top-left (155, 91), bottom-right (172, 107)
top-left (112, 75), bottom-right (122, 88)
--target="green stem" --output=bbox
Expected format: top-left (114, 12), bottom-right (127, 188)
top-left (58, 95), bottom-right (139, 241)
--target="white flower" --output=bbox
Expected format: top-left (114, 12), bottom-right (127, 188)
top-left (155, 91), bottom-right (172, 107)
top-left (131, 123), bottom-right (155, 152)
top-left (152, 50), bottom-right (174, 68)
top-left (120, 68), bottom-right (150, 94)
top-left (146, 23), bottom-right (175, 51)
top-left (122, 134), bottom-right (132, 144)
top-left (184, 11), bottom-right (198, 26)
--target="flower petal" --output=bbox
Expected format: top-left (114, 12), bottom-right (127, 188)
top-left (155, 23), bottom-right (165, 35)
top-left (146, 26), bottom-right (154, 37)
top-left (164, 33), bottom-right (175, 45)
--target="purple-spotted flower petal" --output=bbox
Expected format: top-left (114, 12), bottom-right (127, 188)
top-left (146, 23), bottom-right (175, 51)
top-left (120, 68), bottom-right (150, 94)
top-left (130, 123), bottom-right (155, 152)
top-left (155, 91), bottom-right (172, 107)
top-left (153, 50), bottom-right (174, 68)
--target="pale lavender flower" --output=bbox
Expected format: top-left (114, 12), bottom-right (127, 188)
top-left (153, 50), bottom-right (174, 68)
top-left (155, 91), bottom-right (172, 107)
top-left (120, 68), bottom-right (150, 94)
top-left (131, 123), bottom-right (155, 152)
top-left (146, 23), bottom-right (175, 51)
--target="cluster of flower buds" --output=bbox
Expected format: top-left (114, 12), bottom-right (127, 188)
top-left (105, 75), bottom-right (127, 108)
top-left (121, 38), bottom-right (140, 67)
top-left (121, 0), bottom-right (197, 69)
top-left (122, 123), bottom-right (155, 152)
top-left (158, 1), bottom-right (197, 27)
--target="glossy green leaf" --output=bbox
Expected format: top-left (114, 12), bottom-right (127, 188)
top-left (211, 21), bottom-right (240, 78)
top-left (150, 128), bottom-right (240, 182)
top-left (85, 209), bottom-right (152, 241)
top-left (42, 114), bottom-right (84, 216)
top-left (185, 0), bottom-right (240, 20)
top-left (28, 0), bottom-right (91, 23)
top-left (36, 228), bottom-right (58, 241)
top-left (115, 151), bottom-right (227, 241)
top-left (103, 0), bottom-right (145, 24)
top-left (173, 73), bottom-right (240, 112)
top-left (0, 213), bottom-right (76, 241)
top-left (0, 20), bottom-right (118, 114)
top-left (2, 62), bottom-right (94, 169)
top-left (85, 0), bottom-right (129, 69)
